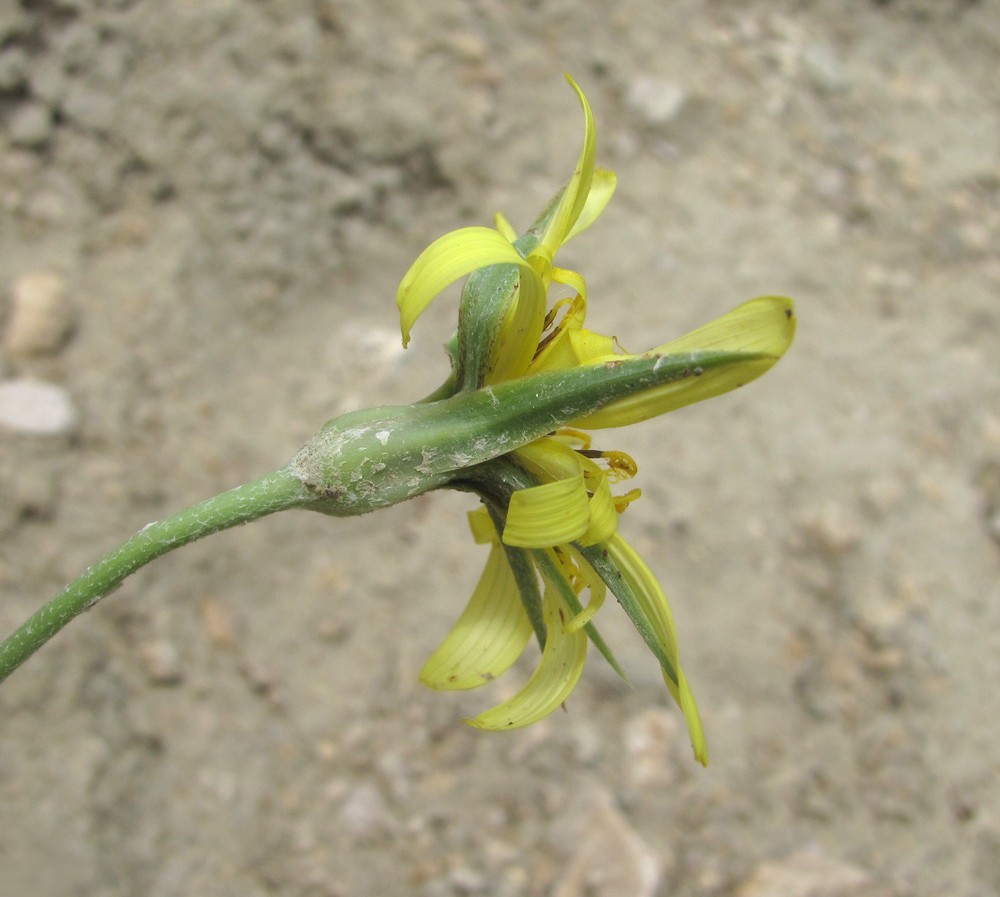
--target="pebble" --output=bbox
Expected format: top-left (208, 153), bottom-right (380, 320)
top-left (801, 43), bottom-right (850, 94)
top-left (4, 271), bottom-right (73, 356)
top-left (735, 847), bottom-right (895, 897)
top-left (797, 502), bottom-right (862, 558)
top-left (339, 781), bottom-right (392, 838)
top-left (0, 45), bottom-right (28, 92)
top-left (551, 788), bottom-right (662, 897)
top-left (622, 708), bottom-right (680, 790)
top-left (0, 378), bottom-right (78, 436)
top-left (9, 101), bottom-right (52, 148)
top-left (625, 76), bottom-right (687, 127)
top-left (139, 638), bottom-right (184, 686)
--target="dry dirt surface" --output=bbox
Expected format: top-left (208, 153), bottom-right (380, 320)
top-left (2, 2), bottom-right (999, 896)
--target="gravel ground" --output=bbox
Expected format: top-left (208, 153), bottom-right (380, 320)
top-left (1, 2), bottom-right (998, 895)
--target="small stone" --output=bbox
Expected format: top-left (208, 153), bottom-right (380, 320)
top-left (802, 44), bottom-right (850, 94)
top-left (622, 708), bottom-right (680, 790)
top-left (4, 271), bottom-right (73, 356)
top-left (198, 597), bottom-right (237, 650)
top-left (9, 101), bottom-right (52, 148)
top-left (448, 866), bottom-right (487, 894)
top-left (0, 378), bottom-right (78, 436)
top-left (625, 76), bottom-right (687, 127)
top-left (552, 788), bottom-right (662, 897)
top-left (0, 46), bottom-right (29, 92)
top-left (139, 638), bottom-right (183, 686)
top-left (736, 847), bottom-right (895, 897)
top-left (798, 502), bottom-right (862, 557)
top-left (339, 781), bottom-right (392, 838)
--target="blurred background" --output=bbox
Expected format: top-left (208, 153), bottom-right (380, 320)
top-left (1, 1), bottom-right (998, 895)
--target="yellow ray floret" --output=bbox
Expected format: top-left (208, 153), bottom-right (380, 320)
top-left (534, 75), bottom-right (597, 264)
top-left (420, 542), bottom-right (534, 690)
top-left (572, 295), bottom-right (796, 429)
top-left (467, 575), bottom-right (588, 730)
top-left (606, 534), bottom-right (707, 765)
top-left (396, 225), bottom-right (546, 350)
top-left (502, 473), bottom-right (592, 547)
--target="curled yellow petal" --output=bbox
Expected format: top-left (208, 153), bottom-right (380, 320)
top-left (467, 506), bottom-right (498, 545)
top-left (467, 578), bottom-right (588, 730)
top-left (674, 667), bottom-right (708, 766)
top-left (420, 544), bottom-right (533, 690)
top-left (531, 324), bottom-right (619, 375)
top-left (578, 473), bottom-right (618, 546)
top-left (486, 267), bottom-right (548, 384)
top-left (514, 437), bottom-right (584, 483)
top-left (573, 296), bottom-right (796, 429)
top-left (564, 168), bottom-right (617, 243)
top-left (560, 549), bottom-right (607, 633)
top-left (606, 534), bottom-right (707, 765)
top-left (502, 474), bottom-right (591, 547)
top-left (535, 75), bottom-right (597, 261)
top-left (654, 294), bottom-right (796, 357)
top-left (396, 226), bottom-right (539, 348)
top-left (527, 296), bottom-right (588, 373)
top-left (493, 211), bottom-right (518, 243)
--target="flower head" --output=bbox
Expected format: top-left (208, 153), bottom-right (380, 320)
top-left (383, 75), bottom-right (795, 766)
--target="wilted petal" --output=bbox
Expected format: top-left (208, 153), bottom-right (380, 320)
top-left (527, 293), bottom-right (588, 373)
top-left (564, 168), bottom-right (617, 243)
top-left (486, 271), bottom-right (549, 384)
top-left (535, 75), bottom-right (597, 261)
top-left (558, 548), bottom-right (608, 632)
top-left (396, 226), bottom-right (544, 349)
top-left (467, 506), bottom-right (497, 544)
top-left (578, 473), bottom-right (618, 546)
top-left (572, 296), bottom-right (796, 429)
top-left (493, 211), bottom-right (518, 243)
top-left (606, 534), bottom-right (707, 765)
top-left (503, 474), bottom-right (591, 547)
top-left (514, 437), bottom-right (583, 482)
top-left (467, 576), bottom-right (588, 730)
top-left (530, 323), bottom-right (618, 375)
top-left (420, 544), bottom-right (534, 690)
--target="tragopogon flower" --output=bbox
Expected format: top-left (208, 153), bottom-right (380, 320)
top-left (0, 78), bottom-right (794, 733)
top-left (390, 76), bottom-right (796, 765)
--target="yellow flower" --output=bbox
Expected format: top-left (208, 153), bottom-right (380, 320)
top-left (394, 76), bottom-right (795, 766)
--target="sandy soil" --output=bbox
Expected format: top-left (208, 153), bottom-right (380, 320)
top-left (2, 1), bottom-right (999, 895)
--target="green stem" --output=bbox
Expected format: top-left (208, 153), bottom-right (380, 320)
top-left (0, 467), bottom-right (312, 683)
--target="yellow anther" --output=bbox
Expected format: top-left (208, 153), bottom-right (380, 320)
top-left (601, 450), bottom-right (638, 482)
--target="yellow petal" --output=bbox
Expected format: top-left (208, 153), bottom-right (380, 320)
top-left (673, 667), bottom-right (708, 766)
top-left (573, 296), bottom-right (796, 429)
top-left (493, 211), bottom-right (518, 243)
top-left (467, 577), bottom-right (588, 729)
top-left (569, 328), bottom-right (620, 364)
top-left (467, 506), bottom-right (498, 545)
top-left (486, 268), bottom-right (548, 384)
top-left (527, 313), bottom-right (587, 374)
top-left (535, 75), bottom-right (597, 261)
top-left (512, 440), bottom-right (617, 547)
top-left (420, 544), bottom-right (533, 690)
top-left (514, 437), bottom-right (584, 483)
top-left (502, 474), bottom-right (591, 547)
top-left (564, 168), bottom-right (617, 243)
top-left (606, 534), bottom-right (707, 765)
top-left (396, 226), bottom-right (540, 348)
top-left (560, 548), bottom-right (607, 633)
top-left (578, 473), bottom-right (618, 546)
top-left (654, 294), bottom-right (795, 357)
